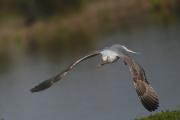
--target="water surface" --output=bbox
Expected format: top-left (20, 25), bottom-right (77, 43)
top-left (0, 23), bottom-right (180, 120)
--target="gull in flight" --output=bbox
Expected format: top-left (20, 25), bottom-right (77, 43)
top-left (30, 44), bottom-right (159, 112)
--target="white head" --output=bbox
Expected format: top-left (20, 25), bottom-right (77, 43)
top-left (109, 44), bottom-right (138, 56)
top-left (121, 45), bottom-right (137, 54)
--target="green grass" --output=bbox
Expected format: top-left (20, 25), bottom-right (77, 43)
top-left (137, 110), bottom-right (180, 120)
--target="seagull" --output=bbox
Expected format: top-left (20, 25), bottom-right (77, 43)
top-left (30, 44), bottom-right (159, 112)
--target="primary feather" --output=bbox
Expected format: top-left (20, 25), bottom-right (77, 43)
top-left (123, 54), bottom-right (159, 111)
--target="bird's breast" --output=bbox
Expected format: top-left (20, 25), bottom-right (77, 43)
top-left (108, 56), bottom-right (117, 62)
top-left (101, 50), bottom-right (119, 63)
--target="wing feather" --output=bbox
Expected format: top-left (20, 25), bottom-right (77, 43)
top-left (30, 51), bottom-right (100, 93)
top-left (123, 55), bottom-right (159, 112)
top-left (134, 80), bottom-right (159, 111)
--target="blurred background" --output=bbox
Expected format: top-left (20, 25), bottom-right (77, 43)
top-left (0, 0), bottom-right (180, 120)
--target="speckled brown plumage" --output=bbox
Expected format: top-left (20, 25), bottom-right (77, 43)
top-left (124, 55), bottom-right (159, 111)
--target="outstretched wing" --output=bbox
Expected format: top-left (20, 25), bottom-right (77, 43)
top-left (30, 51), bottom-right (100, 93)
top-left (123, 55), bottom-right (159, 112)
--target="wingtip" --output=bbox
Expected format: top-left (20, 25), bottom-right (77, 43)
top-left (141, 94), bottom-right (159, 112)
top-left (30, 88), bottom-right (35, 93)
top-left (146, 103), bottom-right (159, 112)
top-left (30, 79), bottom-right (54, 93)
top-left (30, 87), bottom-right (43, 93)
top-left (147, 105), bottom-right (159, 112)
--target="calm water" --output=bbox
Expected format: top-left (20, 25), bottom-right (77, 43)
top-left (0, 23), bottom-right (180, 120)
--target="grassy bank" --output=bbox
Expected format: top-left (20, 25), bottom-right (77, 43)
top-left (137, 110), bottom-right (180, 120)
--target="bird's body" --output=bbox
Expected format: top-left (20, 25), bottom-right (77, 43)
top-left (101, 49), bottom-right (119, 63)
top-left (30, 44), bottom-right (159, 112)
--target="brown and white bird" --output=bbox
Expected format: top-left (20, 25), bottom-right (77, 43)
top-left (30, 44), bottom-right (159, 112)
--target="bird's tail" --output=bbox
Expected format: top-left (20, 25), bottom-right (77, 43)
top-left (30, 79), bottom-right (54, 93)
